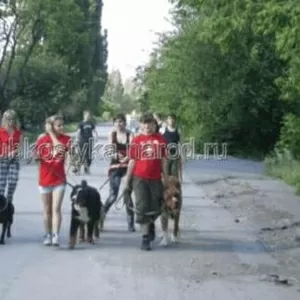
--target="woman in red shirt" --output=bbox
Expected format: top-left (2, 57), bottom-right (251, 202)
top-left (34, 115), bottom-right (71, 246)
top-left (124, 113), bottom-right (168, 251)
top-left (0, 109), bottom-right (22, 207)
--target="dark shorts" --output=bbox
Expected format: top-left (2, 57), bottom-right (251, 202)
top-left (132, 176), bottom-right (163, 224)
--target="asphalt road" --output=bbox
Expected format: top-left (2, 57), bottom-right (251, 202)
top-left (0, 124), bottom-right (299, 300)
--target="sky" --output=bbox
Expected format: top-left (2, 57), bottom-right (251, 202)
top-left (102, 0), bottom-right (174, 81)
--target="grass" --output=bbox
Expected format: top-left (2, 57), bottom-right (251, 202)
top-left (264, 149), bottom-right (300, 194)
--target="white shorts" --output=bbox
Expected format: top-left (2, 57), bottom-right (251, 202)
top-left (38, 184), bottom-right (66, 194)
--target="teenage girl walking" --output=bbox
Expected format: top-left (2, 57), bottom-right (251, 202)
top-left (34, 115), bottom-right (71, 246)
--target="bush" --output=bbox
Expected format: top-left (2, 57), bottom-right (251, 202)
top-left (276, 113), bottom-right (300, 159)
top-left (265, 148), bottom-right (300, 194)
top-left (101, 111), bottom-right (112, 121)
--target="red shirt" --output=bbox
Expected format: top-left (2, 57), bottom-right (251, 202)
top-left (35, 134), bottom-right (71, 186)
top-left (129, 133), bottom-right (167, 179)
top-left (0, 127), bottom-right (22, 157)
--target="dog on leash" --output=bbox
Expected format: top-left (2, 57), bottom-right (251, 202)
top-left (0, 195), bottom-right (14, 245)
top-left (69, 180), bottom-right (104, 249)
top-left (160, 176), bottom-right (182, 247)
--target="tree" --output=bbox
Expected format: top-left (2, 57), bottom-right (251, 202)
top-left (101, 70), bottom-right (138, 115)
top-left (0, 0), bottom-right (108, 124)
top-left (137, 0), bottom-right (290, 156)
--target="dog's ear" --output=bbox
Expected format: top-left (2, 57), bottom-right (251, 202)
top-left (81, 180), bottom-right (88, 188)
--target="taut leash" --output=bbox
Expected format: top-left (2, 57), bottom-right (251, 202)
top-left (99, 177), bottom-right (110, 191)
top-left (114, 189), bottom-right (162, 216)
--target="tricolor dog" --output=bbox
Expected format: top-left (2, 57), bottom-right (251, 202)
top-left (69, 180), bottom-right (104, 249)
top-left (160, 176), bottom-right (182, 247)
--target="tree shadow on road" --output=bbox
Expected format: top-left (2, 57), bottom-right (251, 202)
top-left (50, 232), bottom-right (267, 254)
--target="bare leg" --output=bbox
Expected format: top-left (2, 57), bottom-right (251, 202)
top-left (52, 188), bottom-right (65, 235)
top-left (42, 193), bottom-right (53, 234)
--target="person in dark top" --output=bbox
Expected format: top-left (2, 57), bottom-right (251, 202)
top-left (76, 111), bottom-right (98, 174)
top-left (103, 113), bottom-right (135, 232)
top-left (161, 113), bottom-right (183, 182)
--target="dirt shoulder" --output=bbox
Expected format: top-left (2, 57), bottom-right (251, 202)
top-left (186, 158), bottom-right (300, 282)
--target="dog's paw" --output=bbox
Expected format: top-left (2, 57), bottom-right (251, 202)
top-left (160, 234), bottom-right (169, 247)
top-left (171, 234), bottom-right (179, 244)
top-left (0, 240), bottom-right (5, 245)
top-left (68, 237), bottom-right (76, 249)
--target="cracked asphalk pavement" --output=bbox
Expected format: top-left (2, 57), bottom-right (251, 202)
top-left (0, 125), bottom-right (299, 300)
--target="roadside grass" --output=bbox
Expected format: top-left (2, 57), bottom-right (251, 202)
top-left (264, 149), bottom-right (300, 195)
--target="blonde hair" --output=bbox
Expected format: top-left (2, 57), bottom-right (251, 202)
top-left (1, 109), bottom-right (19, 129)
top-left (46, 114), bottom-right (63, 124)
top-left (45, 114), bottom-right (64, 134)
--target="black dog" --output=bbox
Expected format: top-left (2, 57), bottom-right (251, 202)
top-left (0, 195), bottom-right (14, 245)
top-left (69, 180), bottom-right (104, 249)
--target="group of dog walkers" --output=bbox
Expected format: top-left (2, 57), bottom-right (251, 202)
top-left (0, 108), bottom-right (182, 250)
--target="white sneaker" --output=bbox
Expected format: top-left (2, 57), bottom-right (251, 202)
top-left (43, 233), bottom-right (52, 246)
top-left (52, 233), bottom-right (59, 246)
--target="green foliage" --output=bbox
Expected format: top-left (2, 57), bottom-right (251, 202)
top-left (64, 122), bottom-right (78, 133)
top-left (136, 0), bottom-right (299, 157)
top-left (0, 0), bottom-right (108, 125)
top-left (275, 113), bottom-right (300, 159)
top-left (100, 111), bottom-right (112, 121)
top-left (265, 149), bottom-right (300, 194)
top-left (10, 54), bottom-right (69, 126)
top-left (101, 69), bottom-right (139, 115)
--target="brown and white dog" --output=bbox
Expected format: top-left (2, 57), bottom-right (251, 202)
top-left (160, 176), bottom-right (182, 246)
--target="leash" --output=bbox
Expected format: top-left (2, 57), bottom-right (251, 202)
top-left (99, 177), bottom-right (110, 191)
top-left (114, 189), bottom-right (162, 216)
